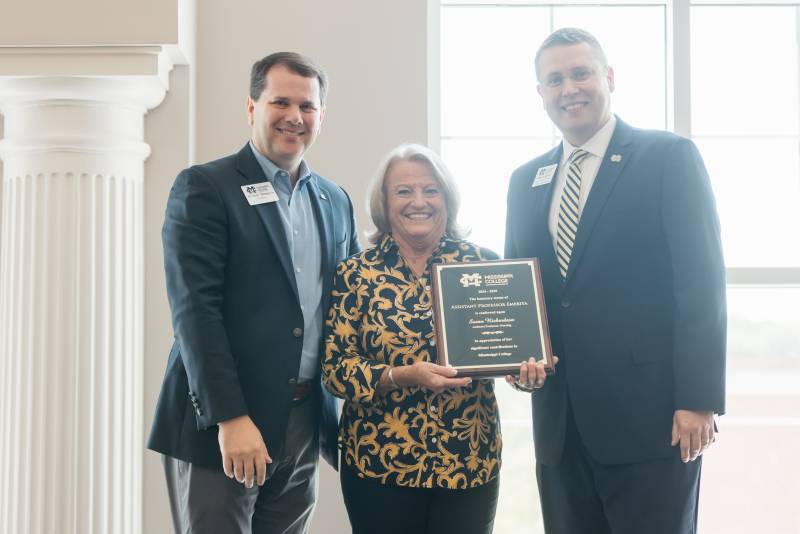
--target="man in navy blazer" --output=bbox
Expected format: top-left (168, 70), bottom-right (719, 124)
top-left (505, 29), bottom-right (726, 533)
top-left (148, 52), bottom-right (360, 533)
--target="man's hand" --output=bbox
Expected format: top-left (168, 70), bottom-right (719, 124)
top-left (671, 409), bottom-right (715, 463)
top-left (505, 356), bottom-right (559, 393)
top-left (218, 415), bottom-right (272, 488)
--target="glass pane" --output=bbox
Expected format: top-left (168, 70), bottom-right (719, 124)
top-left (692, 6), bottom-right (799, 136)
top-left (694, 137), bottom-right (800, 267)
top-left (726, 286), bottom-right (800, 383)
top-left (440, 5), bottom-right (667, 137)
top-left (493, 422), bottom-right (543, 534)
top-left (553, 6), bottom-right (667, 130)
top-left (440, 6), bottom-right (552, 138)
top-left (441, 137), bottom-right (558, 255)
top-left (699, 287), bottom-right (800, 534)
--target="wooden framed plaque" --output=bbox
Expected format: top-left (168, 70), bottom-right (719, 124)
top-left (431, 258), bottom-right (554, 378)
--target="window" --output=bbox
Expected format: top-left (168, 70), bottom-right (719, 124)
top-left (692, 5), bottom-right (800, 268)
top-left (439, 2), bottom-right (800, 532)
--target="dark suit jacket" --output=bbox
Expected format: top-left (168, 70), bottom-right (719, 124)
top-left (147, 144), bottom-right (360, 470)
top-left (505, 118), bottom-right (726, 466)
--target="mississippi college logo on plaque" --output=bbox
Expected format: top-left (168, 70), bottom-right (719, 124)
top-left (431, 258), bottom-right (554, 378)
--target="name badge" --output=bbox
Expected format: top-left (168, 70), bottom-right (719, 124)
top-left (241, 182), bottom-right (279, 205)
top-left (532, 164), bottom-right (558, 187)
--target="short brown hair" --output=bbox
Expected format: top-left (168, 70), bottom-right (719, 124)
top-left (535, 28), bottom-right (608, 79)
top-left (249, 52), bottom-right (329, 104)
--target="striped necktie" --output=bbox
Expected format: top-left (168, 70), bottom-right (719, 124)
top-left (556, 148), bottom-right (590, 279)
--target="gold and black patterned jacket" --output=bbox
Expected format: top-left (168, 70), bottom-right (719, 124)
top-left (322, 234), bottom-right (501, 489)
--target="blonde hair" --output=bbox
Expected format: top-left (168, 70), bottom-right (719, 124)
top-left (366, 143), bottom-right (467, 244)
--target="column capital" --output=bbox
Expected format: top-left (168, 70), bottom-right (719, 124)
top-left (0, 45), bottom-right (174, 111)
top-left (0, 46), bottom-right (175, 174)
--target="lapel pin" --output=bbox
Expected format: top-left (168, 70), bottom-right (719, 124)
top-left (610, 154), bottom-right (622, 163)
top-left (320, 192), bottom-right (328, 200)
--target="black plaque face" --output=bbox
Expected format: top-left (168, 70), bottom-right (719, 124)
top-left (431, 259), bottom-right (554, 378)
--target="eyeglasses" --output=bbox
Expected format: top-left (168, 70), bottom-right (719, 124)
top-left (541, 67), bottom-right (598, 89)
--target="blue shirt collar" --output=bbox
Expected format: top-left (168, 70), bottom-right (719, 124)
top-left (248, 140), bottom-right (313, 186)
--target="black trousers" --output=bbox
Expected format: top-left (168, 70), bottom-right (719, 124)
top-left (340, 463), bottom-right (499, 534)
top-left (537, 406), bottom-right (702, 534)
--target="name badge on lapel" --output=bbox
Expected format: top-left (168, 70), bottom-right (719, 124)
top-left (241, 182), bottom-right (279, 205)
top-left (532, 164), bottom-right (558, 188)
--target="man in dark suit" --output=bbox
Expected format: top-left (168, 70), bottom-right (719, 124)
top-left (148, 52), bottom-right (360, 534)
top-left (505, 28), bottom-right (726, 533)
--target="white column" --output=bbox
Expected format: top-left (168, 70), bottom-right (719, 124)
top-left (0, 73), bottom-right (167, 534)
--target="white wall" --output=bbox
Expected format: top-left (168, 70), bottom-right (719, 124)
top-left (143, 63), bottom-right (194, 534)
top-left (141, 1), bottom-right (434, 531)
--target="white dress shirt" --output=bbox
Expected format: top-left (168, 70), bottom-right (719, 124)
top-left (547, 115), bottom-right (617, 250)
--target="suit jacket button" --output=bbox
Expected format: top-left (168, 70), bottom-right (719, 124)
top-left (292, 327), bottom-right (303, 338)
top-left (561, 298), bottom-right (571, 308)
top-left (288, 378), bottom-right (297, 386)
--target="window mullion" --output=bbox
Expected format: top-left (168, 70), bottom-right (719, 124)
top-left (672, 0), bottom-right (691, 136)
top-left (727, 267), bottom-right (800, 286)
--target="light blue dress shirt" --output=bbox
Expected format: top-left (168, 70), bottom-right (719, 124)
top-left (249, 142), bottom-right (323, 382)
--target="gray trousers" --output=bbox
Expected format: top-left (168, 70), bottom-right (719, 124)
top-left (163, 399), bottom-right (320, 534)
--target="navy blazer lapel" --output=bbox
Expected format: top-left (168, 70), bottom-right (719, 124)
top-left (307, 177), bottom-right (334, 276)
top-left (234, 145), bottom-right (300, 301)
top-left (566, 119), bottom-right (634, 281)
top-left (525, 145), bottom-right (562, 275)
